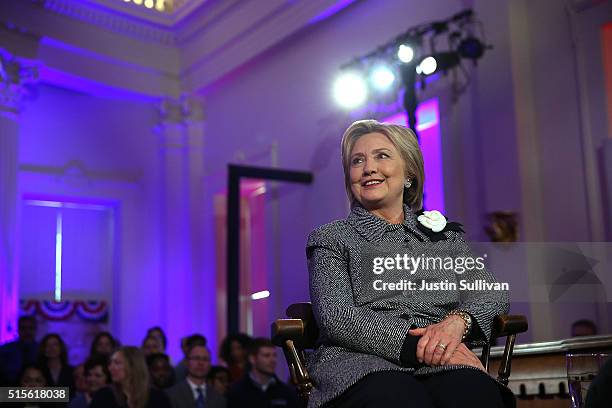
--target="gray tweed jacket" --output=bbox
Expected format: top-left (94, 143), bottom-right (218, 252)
top-left (305, 203), bottom-right (511, 407)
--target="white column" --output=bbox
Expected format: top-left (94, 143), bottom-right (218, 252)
top-left (0, 50), bottom-right (37, 342)
top-left (155, 95), bottom-right (205, 357)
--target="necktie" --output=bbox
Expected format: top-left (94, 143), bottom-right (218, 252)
top-left (196, 387), bottom-right (205, 408)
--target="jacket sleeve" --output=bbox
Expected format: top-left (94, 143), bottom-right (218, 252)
top-left (451, 231), bottom-right (510, 344)
top-left (307, 226), bottom-right (418, 366)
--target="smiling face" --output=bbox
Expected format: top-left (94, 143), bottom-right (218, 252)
top-left (349, 132), bottom-right (406, 211)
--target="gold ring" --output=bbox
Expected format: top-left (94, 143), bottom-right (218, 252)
top-left (437, 343), bottom-right (447, 350)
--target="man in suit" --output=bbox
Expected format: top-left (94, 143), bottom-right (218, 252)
top-left (0, 316), bottom-right (39, 385)
top-left (226, 338), bottom-right (300, 408)
top-left (166, 344), bottom-right (225, 408)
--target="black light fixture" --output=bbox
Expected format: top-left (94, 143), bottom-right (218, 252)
top-left (416, 52), bottom-right (460, 76)
top-left (334, 8), bottom-right (489, 137)
top-left (458, 36), bottom-right (486, 60)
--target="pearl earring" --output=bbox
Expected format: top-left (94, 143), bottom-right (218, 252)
top-left (404, 179), bottom-right (412, 189)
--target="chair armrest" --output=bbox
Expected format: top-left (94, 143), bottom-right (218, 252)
top-left (271, 319), bottom-right (305, 346)
top-left (493, 315), bottom-right (528, 338)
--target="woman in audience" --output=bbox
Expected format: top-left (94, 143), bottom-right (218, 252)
top-left (219, 333), bottom-right (252, 383)
top-left (146, 327), bottom-right (167, 353)
top-left (38, 333), bottom-right (74, 393)
top-left (141, 336), bottom-right (164, 358)
top-left (17, 366), bottom-right (55, 408)
top-left (89, 346), bottom-right (170, 408)
top-left (90, 332), bottom-right (117, 358)
top-left (68, 355), bottom-right (111, 408)
top-left (207, 365), bottom-right (230, 396)
top-left (20, 365), bottom-right (47, 388)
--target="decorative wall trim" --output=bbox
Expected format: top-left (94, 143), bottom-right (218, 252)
top-left (19, 161), bottom-right (143, 185)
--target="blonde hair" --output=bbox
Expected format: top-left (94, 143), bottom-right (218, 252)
top-left (340, 119), bottom-right (424, 211)
top-left (116, 347), bottom-right (150, 408)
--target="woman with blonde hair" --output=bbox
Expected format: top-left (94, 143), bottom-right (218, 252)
top-left (305, 120), bottom-right (514, 407)
top-left (90, 346), bottom-right (170, 408)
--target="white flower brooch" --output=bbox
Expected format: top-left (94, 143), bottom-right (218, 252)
top-left (414, 209), bottom-right (464, 242)
top-left (417, 210), bottom-right (447, 232)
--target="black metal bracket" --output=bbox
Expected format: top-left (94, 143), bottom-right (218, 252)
top-left (226, 164), bottom-right (313, 335)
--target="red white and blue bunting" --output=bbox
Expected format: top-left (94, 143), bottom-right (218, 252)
top-left (19, 300), bottom-right (108, 322)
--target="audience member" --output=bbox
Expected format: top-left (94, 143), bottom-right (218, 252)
top-left (571, 319), bottom-right (598, 337)
top-left (68, 354), bottom-right (111, 408)
top-left (90, 331), bottom-right (118, 358)
top-left (219, 333), bottom-right (252, 384)
top-left (174, 334), bottom-right (207, 382)
top-left (142, 336), bottom-right (164, 358)
top-left (165, 344), bottom-right (225, 408)
top-left (74, 363), bottom-right (88, 394)
top-left (90, 346), bottom-right (170, 408)
top-left (147, 327), bottom-right (168, 353)
top-left (38, 333), bottom-right (75, 394)
top-left (207, 366), bottom-right (230, 396)
top-left (20, 364), bottom-right (47, 388)
top-left (226, 338), bottom-right (299, 408)
top-left (16, 365), bottom-right (53, 408)
top-left (0, 315), bottom-right (39, 385)
top-left (147, 353), bottom-right (175, 390)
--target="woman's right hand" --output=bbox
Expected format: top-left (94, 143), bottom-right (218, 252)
top-left (445, 343), bottom-right (487, 373)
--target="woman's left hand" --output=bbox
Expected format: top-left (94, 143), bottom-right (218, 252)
top-left (408, 315), bottom-right (466, 366)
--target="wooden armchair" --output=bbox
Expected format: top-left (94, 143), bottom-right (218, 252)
top-left (271, 302), bottom-right (528, 400)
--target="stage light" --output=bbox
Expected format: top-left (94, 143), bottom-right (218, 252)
top-left (144, 0), bottom-right (154, 8)
top-left (417, 56), bottom-right (437, 75)
top-left (397, 44), bottom-right (415, 63)
top-left (370, 65), bottom-right (395, 91)
top-left (333, 72), bottom-right (367, 108)
top-left (416, 52), bottom-right (460, 76)
top-left (458, 36), bottom-right (485, 60)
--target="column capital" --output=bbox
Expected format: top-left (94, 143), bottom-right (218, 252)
top-left (156, 94), bottom-right (205, 148)
top-left (0, 48), bottom-right (39, 114)
top-left (158, 94), bottom-right (204, 124)
top-left (0, 49), bottom-right (39, 115)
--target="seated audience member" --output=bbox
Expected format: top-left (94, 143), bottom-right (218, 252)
top-left (174, 334), bottom-right (207, 382)
top-left (90, 346), bottom-right (170, 408)
top-left (219, 333), bottom-right (252, 384)
top-left (586, 355), bottom-right (612, 408)
top-left (571, 319), bottom-right (598, 337)
top-left (147, 327), bottom-right (168, 353)
top-left (38, 333), bottom-right (74, 393)
top-left (20, 365), bottom-right (47, 388)
top-left (142, 336), bottom-right (164, 358)
top-left (207, 366), bottom-right (230, 396)
top-left (0, 316), bottom-right (39, 385)
top-left (165, 344), bottom-right (225, 408)
top-left (147, 353), bottom-right (176, 390)
top-left (73, 364), bottom-right (88, 395)
top-left (16, 365), bottom-right (55, 408)
top-left (226, 338), bottom-right (299, 408)
top-left (68, 355), bottom-right (111, 408)
top-left (90, 331), bottom-right (118, 358)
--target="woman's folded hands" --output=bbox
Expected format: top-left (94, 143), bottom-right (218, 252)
top-left (408, 316), bottom-right (486, 372)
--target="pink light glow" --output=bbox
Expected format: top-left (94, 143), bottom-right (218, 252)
top-left (382, 99), bottom-right (445, 212)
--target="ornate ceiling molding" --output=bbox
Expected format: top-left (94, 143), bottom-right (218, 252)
top-left (0, 0), bottom-right (356, 97)
top-left (44, 0), bottom-right (176, 45)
